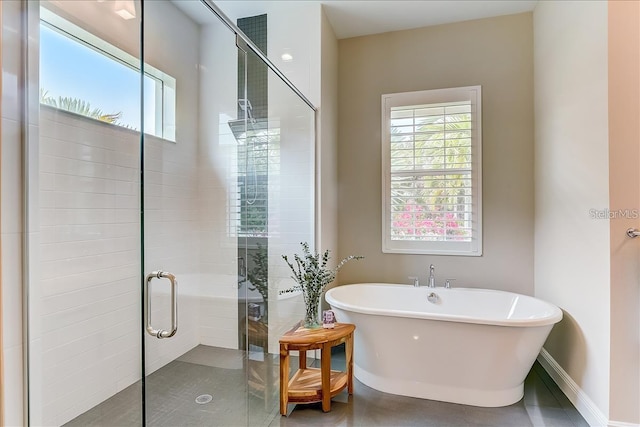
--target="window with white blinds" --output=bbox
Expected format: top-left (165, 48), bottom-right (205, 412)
top-left (382, 87), bottom-right (482, 255)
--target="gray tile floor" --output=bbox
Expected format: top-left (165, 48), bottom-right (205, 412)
top-left (65, 345), bottom-right (588, 427)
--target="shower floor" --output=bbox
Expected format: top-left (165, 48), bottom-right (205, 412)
top-left (64, 345), bottom-right (281, 427)
top-left (64, 345), bottom-right (588, 427)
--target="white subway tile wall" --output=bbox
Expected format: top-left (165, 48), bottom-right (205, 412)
top-left (36, 107), bottom-right (236, 424)
top-left (37, 109), bottom-right (143, 425)
top-left (197, 20), bottom-right (242, 351)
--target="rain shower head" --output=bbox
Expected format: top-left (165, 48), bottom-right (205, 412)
top-left (228, 119), bottom-right (248, 140)
top-left (228, 98), bottom-right (263, 140)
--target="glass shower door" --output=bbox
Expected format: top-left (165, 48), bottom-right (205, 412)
top-left (243, 46), bottom-right (316, 426)
top-left (141, 1), bottom-right (250, 425)
top-left (31, 1), bottom-right (144, 425)
top-left (140, 1), bottom-right (316, 423)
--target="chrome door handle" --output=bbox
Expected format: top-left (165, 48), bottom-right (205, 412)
top-left (626, 228), bottom-right (640, 238)
top-left (145, 271), bottom-right (178, 339)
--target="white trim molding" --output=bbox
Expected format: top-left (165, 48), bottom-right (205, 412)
top-left (538, 349), bottom-right (640, 427)
top-left (380, 86), bottom-right (483, 256)
top-left (609, 422), bottom-right (640, 427)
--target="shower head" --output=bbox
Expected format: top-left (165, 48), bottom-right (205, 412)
top-left (228, 98), bottom-right (261, 140)
top-left (227, 118), bottom-right (266, 141)
top-left (228, 119), bottom-right (248, 140)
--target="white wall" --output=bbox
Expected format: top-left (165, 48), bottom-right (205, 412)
top-left (216, 1), bottom-right (321, 106)
top-left (197, 13), bottom-right (242, 349)
top-left (318, 7), bottom-right (339, 290)
top-left (533, 1), bottom-right (611, 424)
top-left (37, 109), bottom-right (142, 425)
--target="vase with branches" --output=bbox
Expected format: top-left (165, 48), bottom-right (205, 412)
top-left (282, 242), bottom-right (363, 328)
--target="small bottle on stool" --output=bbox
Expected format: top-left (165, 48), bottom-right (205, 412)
top-left (322, 310), bottom-right (336, 328)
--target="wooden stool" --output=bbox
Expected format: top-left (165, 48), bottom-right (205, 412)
top-left (279, 322), bottom-right (355, 415)
top-left (240, 318), bottom-right (278, 408)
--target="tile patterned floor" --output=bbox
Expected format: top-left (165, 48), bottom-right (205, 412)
top-left (64, 345), bottom-right (589, 427)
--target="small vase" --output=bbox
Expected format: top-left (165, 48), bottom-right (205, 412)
top-left (303, 293), bottom-right (321, 329)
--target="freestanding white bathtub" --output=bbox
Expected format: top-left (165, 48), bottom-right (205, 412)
top-left (325, 283), bottom-right (562, 407)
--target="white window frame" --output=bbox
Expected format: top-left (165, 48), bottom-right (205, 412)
top-left (40, 7), bottom-right (176, 142)
top-left (381, 86), bottom-right (482, 256)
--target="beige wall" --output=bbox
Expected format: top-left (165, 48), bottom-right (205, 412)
top-left (534, 1), bottom-right (611, 423)
top-left (337, 13), bottom-right (534, 292)
top-left (608, 1), bottom-right (640, 424)
top-left (319, 7), bottom-right (339, 273)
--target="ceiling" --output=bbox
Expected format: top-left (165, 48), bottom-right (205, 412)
top-left (177, 1), bottom-right (538, 40)
top-left (320, 1), bottom-right (538, 39)
top-left (181, 0), bottom-right (538, 39)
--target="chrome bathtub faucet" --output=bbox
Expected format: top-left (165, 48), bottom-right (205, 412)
top-left (428, 264), bottom-right (436, 288)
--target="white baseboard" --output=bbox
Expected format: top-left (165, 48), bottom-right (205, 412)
top-left (537, 348), bottom-right (610, 427)
top-left (609, 422), bottom-right (640, 427)
top-left (537, 349), bottom-right (640, 427)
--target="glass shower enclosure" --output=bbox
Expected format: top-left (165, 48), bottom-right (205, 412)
top-left (27, 0), bottom-right (315, 425)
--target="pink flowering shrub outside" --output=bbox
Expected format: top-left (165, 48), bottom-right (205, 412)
top-left (391, 202), bottom-right (470, 241)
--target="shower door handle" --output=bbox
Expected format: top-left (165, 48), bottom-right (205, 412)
top-left (145, 271), bottom-right (178, 339)
top-left (627, 228), bottom-right (640, 238)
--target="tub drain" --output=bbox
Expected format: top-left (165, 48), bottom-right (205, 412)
top-left (195, 394), bottom-right (213, 405)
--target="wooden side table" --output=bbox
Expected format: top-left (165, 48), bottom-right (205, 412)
top-left (279, 322), bottom-right (355, 415)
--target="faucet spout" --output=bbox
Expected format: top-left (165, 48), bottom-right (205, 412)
top-left (428, 264), bottom-right (436, 288)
